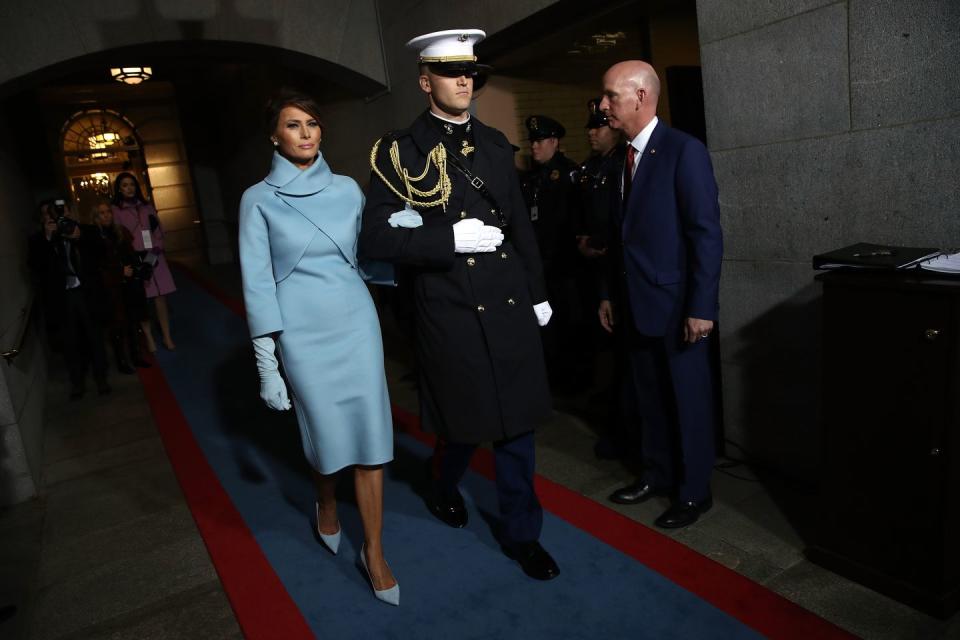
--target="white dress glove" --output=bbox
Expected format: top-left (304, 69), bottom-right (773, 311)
top-left (533, 301), bottom-right (553, 327)
top-left (453, 218), bottom-right (503, 253)
top-left (387, 206), bottom-right (424, 228)
top-left (252, 335), bottom-right (291, 410)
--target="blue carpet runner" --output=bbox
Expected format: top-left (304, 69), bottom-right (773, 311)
top-left (142, 268), bottom-right (850, 640)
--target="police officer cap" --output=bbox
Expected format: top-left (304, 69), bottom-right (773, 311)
top-left (407, 29), bottom-right (490, 90)
top-left (585, 97), bottom-right (609, 129)
top-left (525, 115), bottom-right (565, 141)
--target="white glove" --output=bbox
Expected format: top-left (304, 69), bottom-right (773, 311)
top-left (533, 301), bottom-right (553, 327)
top-left (252, 335), bottom-right (291, 410)
top-left (453, 218), bottom-right (503, 253)
top-left (387, 207), bottom-right (423, 228)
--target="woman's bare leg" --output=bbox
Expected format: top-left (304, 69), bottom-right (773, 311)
top-left (354, 465), bottom-right (396, 590)
top-left (155, 295), bottom-right (175, 349)
top-left (140, 319), bottom-right (156, 353)
top-left (313, 470), bottom-right (339, 534)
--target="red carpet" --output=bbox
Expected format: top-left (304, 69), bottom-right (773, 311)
top-left (138, 363), bottom-right (315, 640)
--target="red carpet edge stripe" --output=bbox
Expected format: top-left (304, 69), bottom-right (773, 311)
top-left (390, 406), bottom-right (855, 640)
top-left (170, 262), bottom-right (856, 640)
top-left (138, 362), bottom-right (315, 640)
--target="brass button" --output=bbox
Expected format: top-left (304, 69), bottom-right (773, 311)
top-left (477, 304), bottom-right (485, 312)
top-left (500, 251), bottom-right (508, 259)
top-left (459, 210), bottom-right (467, 219)
top-left (466, 257), bottom-right (476, 267)
top-left (507, 298), bottom-right (516, 305)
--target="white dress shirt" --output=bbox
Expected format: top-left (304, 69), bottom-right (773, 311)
top-left (627, 115), bottom-right (659, 181)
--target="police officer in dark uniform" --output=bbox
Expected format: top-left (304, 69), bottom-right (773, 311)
top-left (571, 99), bottom-right (638, 459)
top-left (520, 115), bottom-right (583, 393)
top-left (360, 29), bottom-right (559, 581)
top-left (574, 97), bottom-right (625, 259)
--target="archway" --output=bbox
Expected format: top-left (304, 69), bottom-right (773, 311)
top-left (60, 108), bottom-right (148, 220)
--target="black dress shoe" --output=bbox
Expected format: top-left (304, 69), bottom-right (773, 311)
top-left (654, 495), bottom-right (713, 529)
top-left (424, 458), bottom-right (468, 528)
top-left (608, 481), bottom-right (662, 505)
top-left (426, 487), bottom-right (468, 528)
top-left (503, 541), bottom-right (560, 581)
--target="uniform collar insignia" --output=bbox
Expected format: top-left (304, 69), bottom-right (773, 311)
top-left (265, 151), bottom-right (333, 195)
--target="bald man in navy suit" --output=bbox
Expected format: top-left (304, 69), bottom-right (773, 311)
top-left (598, 60), bottom-right (723, 529)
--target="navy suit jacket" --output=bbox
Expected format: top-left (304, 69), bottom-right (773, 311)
top-left (614, 121), bottom-right (723, 337)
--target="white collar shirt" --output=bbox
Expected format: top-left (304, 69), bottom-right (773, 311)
top-left (627, 116), bottom-right (658, 180)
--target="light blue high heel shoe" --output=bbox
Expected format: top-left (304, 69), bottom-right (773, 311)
top-left (315, 501), bottom-right (340, 555)
top-left (359, 544), bottom-right (399, 606)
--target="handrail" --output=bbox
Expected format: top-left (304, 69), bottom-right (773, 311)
top-left (1, 293), bottom-right (35, 364)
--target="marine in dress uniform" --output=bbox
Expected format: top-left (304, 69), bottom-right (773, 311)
top-left (520, 115), bottom-right (583, 392)
top-left (359, 29), bottom-right (560, 580)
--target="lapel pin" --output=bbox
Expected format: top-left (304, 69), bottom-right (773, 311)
top-left (650, 148), bottom-right (656, 154)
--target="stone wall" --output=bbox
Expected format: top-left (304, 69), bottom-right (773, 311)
top-left (697, 0), bottom-right (960, 476)
top-left (0, 117), bottom-right (45, 505)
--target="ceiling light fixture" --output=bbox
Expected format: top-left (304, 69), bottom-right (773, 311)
top-left (109, 66), bottom-right (153, 85)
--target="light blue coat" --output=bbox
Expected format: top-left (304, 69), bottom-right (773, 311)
top-left (238, 152), bottom-right (393, 474)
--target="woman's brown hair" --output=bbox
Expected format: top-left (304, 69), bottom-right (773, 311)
top-left (264, 91), bottom-right (325, 135)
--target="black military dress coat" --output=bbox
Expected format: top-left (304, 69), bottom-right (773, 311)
top-left (360, 111), bottom-right (552, 444)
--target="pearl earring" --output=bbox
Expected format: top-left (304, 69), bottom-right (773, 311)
top-left (272, 139), bottom-right (278, 146)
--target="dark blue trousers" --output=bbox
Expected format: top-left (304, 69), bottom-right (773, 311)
top-left (629, 333), bottom-right (715, 503)
top-left (432, 431), bottom-right (543, 547)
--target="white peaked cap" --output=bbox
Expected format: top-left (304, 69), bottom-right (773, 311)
top-left (406, 29), bottom-right (487, 63)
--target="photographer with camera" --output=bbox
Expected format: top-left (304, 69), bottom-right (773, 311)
top-left (91, 198), bottom-right (150, 374)
top-left (27, 198), bottom-right (111, 399)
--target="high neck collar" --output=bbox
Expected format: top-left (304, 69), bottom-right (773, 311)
top-left (264, 151), bottom-right (333, 196)
top-left (429, 110), bottom-right (471, 125)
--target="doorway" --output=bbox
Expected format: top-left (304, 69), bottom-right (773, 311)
top-left (60, 109), bottom-right (147, 222)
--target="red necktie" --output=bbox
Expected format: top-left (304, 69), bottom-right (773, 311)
top-left (623, 144), bottom-right (637, 203)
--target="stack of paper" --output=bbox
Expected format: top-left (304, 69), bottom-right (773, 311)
top-left (812, 243), bottom-right (941, 270)
top-left (919, 251), bottom-right (960, 274)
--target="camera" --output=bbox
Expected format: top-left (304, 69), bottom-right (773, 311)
top-left (130, 262), bottom-right (154, 281)
top-left (52, 200), bottom-right (77, 236)
top-left (130, 251), bottom-right (157, 281)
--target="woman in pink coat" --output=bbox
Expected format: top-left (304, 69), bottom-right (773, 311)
top-left (111, 172), bottom-right (177, 351)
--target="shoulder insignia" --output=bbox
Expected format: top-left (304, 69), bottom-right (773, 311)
top-left (369, 133), bottom-right (452, 211)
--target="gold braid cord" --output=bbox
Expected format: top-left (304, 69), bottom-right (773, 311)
top-left (369, 137), bottom-right (452, 211)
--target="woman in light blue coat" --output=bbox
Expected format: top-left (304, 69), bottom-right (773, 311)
top-left (238, 93), bottom-right (398, 605)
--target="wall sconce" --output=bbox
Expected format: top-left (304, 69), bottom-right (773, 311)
top-left (110, 67), bottom-right (153, 85)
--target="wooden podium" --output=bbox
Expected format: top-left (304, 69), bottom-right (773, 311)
top-left (807, 270), bottom-right (960, 617)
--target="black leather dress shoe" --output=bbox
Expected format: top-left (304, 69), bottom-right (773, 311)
top-left (427, 488), bottom-right (468, 528)
top-left (608, 481), bottom-right (661, 505)
top-left (503, 541), bottom-right (560, 581)
top-left (654, 495), bottom-right (713, 529)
